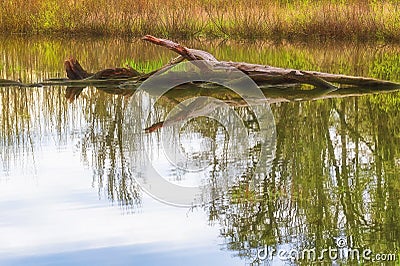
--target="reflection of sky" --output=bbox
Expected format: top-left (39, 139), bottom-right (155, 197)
top-left (0, 146), bottom-right (243, 266)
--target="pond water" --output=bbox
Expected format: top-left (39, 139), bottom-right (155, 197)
top-left (0, 37), bottom-right (399, 265)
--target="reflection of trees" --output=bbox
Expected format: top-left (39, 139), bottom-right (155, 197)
top-left (1, 38), bottom-right (400, 265)
top-left (78, 90), bottom-right (141, 207)
top-left (0, 87), bottom-right (69, 173)
top-left (1, 81), bottom-right (399, 263)
top-left (207, 94), bottom-right (400, 264)
top-left (0, 87), bottom-right (35, 173)
top-left (366, 95), bottom-right (400, 250)
top-left (0, 86), bottom-right (141, 207)
top-left (122, 88), bottom-right (270, 206)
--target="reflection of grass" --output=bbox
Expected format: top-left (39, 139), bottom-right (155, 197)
top-left (369, 54), bottom-right (400, 81)
top-left (2, 37), bottom-right (400, 84)
top-left (369, 92), bottom-right (400, 112)
top-left (1, 0), bottom-right (400, 41)
top-left (124, 58), bottom-right (202, 74)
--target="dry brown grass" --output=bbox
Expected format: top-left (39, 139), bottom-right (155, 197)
top-left (1, 0), bottom-right (400, 41)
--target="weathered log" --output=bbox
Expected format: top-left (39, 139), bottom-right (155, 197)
top-left (225, 62), bottom-right (398, 88)
top-left (142, 35), bottom-right (400, 89)
top-left (2, 35), bottom-right (399, 110)
top-left (142, 36), bottom-right (336, 89)
top-left (58, 35), bottom-right (400, 104)
top-left (0, 78), bottom-right (23, 86)
top-left (1, 35), bottom-right (398, 91)
top-left (64, 58), bottom-right (140, 80)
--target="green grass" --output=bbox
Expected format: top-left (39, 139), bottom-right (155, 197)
top-left (1, 0), bottom-right (400, 41)
top-left (123, 59), bottom-right (165, 73)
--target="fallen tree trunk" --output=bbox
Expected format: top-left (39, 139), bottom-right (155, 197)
top-left (141, 35), bottom-right (400, 89)
top-left (237, 63), bottom-right (398, 87)
top-left (1, 35), bottom-right (399, 94)
top-left (58, 36), bottom-right (400, 107)
top-left (60, 35), bottom-right (400, 90)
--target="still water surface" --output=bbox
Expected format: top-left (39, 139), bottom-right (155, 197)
top-left (0, 37), bottom-right (399, 265)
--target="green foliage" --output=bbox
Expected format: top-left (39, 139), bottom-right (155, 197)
top-left (369, 92), bottom-right (400, 113)
top-left (123, 59), bottom-right (165, 73)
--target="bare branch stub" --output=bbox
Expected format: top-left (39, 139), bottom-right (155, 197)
top-left (142, 35), bottom-right (218, 62)
top-left (64, 58), bottom-right (91, 80)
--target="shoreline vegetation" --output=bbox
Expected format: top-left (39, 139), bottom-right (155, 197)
top-left (1, 0), bottom-right (400, 42)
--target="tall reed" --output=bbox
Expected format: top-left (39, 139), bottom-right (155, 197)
top-left (1, 0), bottom-right (400, 41)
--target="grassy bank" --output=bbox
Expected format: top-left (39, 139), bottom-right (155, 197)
top-left (1, 0), bottom-right (400, 41)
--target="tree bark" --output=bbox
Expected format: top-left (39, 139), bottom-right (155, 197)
top-left (142, 35), bottom-right (400, 89)
top-left (64, 58), bottom-right (140, 80)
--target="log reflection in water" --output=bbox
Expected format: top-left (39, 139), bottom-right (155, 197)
top-left (121, 88), bottom-right (276, 206)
